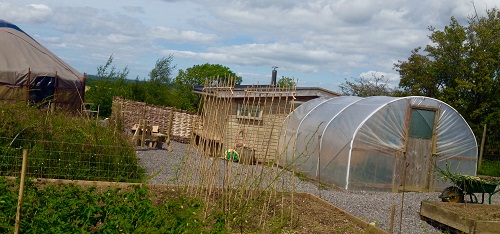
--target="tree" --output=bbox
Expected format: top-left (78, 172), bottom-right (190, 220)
top-left (277, 76), bottom-right (296, 88)
top-left (85, 55), bottom-right (131, 117)
top-left (394, 7), bottom-right (500, 159)
top-left (174, 63), bottom-right (242, 87)
top-left (149, 55), bottom-right (176, 86)
top-left (143, 55), bottom-right (177, 106)
top-left (173, 63), bottom-right (242, 112)
top-left (394, 47), bottom-right (437, 97)
top-left (339, 73), bottom-right (392, 97)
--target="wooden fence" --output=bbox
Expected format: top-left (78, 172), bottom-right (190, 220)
top-left (112, 97), bottom-right (199, 143)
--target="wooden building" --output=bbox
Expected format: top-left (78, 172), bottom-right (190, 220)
top-left (192, 84), bottom-right (340, 164)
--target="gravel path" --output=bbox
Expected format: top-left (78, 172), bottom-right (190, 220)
top-left (137, 141), bottom-right (499, 234)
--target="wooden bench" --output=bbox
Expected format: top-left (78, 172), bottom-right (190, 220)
top-left (131, 121), bottom-right (156, 147)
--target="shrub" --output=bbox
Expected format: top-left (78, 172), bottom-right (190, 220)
top-left (0, 102), bottom-right (143, 182)
top-left (0, 178), bottom-right (219, 233)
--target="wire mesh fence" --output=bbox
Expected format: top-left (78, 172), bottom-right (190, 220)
top-left (0, 137), bottom-right (143, 182)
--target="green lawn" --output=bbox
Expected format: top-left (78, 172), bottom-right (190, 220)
top-left (478, 160), bottom-right (500, 177)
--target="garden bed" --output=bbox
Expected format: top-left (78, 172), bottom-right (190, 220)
top-left (6, 178), bottom-right (386, 233)
top-left (420, 201), bottom-right (500, 233)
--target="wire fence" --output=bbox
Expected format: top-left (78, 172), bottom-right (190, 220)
top-left (0, 137), bottom-right (143, 182)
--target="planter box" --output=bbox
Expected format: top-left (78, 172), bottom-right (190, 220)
top-left (420, 200), bottom-right (500, 233)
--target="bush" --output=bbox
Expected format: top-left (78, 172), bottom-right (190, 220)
top-left (0, 102), bottom-right (143, 182)
top-left (0, 178), bottom-right (220, 233)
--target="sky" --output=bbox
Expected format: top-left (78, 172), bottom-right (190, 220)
top-left (1, 0), bottom-right (498, 92)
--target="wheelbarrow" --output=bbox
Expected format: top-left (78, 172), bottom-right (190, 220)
top-left (439, 176), bottom-right (500, 204)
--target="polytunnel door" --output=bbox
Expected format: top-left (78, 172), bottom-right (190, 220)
top-left (400, 108), bottom-right (437, 192)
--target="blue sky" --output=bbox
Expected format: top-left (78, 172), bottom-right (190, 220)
top-left (1, 0), bottom-right (497, 92)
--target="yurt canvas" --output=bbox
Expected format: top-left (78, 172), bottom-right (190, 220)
top-left (279, 96), bottom-right (478, 192)
top-left (0, 20), bottom-right (85, 111)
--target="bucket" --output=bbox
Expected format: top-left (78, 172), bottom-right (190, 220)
top-left (225, 149), bottom-right (239, 162)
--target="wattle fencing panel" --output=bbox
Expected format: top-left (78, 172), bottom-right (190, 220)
top-left (112, 97), bottom-right (199, 143)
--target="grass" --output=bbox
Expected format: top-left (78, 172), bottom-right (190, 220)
top-left (478, 160), bottom-right (500, 177)
top-left (295, 171), bottom-right (308, 181)
top-left (0, 102), bottom-right (143, 182)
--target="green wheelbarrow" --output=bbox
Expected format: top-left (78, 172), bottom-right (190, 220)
top-left (439, 176), bottom-right (500, 204)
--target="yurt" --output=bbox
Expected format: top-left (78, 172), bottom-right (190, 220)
top-left (279, 96), bottom-right (478, 192)
top-left (0, 20), bottom-right (85, 111)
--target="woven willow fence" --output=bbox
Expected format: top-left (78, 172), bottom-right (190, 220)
top-left (112, 97), bottom-right (199, 143)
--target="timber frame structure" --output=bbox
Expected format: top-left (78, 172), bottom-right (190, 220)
top-left (192, 78), bottom-right (340, 164)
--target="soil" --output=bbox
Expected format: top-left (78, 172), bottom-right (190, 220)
top-left (147, 186), bottom-right (370, 233)
top-left (430, 201), bottom-right (500, 221)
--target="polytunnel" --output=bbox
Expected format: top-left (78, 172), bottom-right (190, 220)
top-left (279, 96), bottom-right (478, 192)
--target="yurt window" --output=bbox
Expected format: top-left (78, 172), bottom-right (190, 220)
top-left (408, 108), bottom-right (436, 139)
top-left (29, 76), bottom-right (55, 103)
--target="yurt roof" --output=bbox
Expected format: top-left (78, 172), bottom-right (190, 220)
top-left (0, 19), bottom-right (83, 89)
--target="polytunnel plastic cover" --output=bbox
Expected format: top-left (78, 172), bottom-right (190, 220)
top-left (279, 96), bottom-right (477, 191)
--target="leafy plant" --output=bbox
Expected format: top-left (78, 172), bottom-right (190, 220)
top-left (0, 178), bottom-right (223, 233)
top-left (0, 103), bottom-right (143, 182)
top-left (435, 163), bottom-right (494, 186)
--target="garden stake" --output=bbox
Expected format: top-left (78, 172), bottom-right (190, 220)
top-left (390, 204), bottom-right (395, 234)
top-left (173, 76), bottom-right (303, 232)
top-left (478, 124), bottom-right (487, 170)
top-left (14, 149), bottom-right (28, 234)
top-left (317, 134), bottom-right (322, 198)
top-left (399, 161), bottom-right (409, 234)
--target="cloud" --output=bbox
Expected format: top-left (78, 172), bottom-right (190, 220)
top-left (151, 26), bottom-right (217, 43)
top-left (3, 0), bottom-right (498, 90)
top-left (181, 0), bottom-right (438, 82)
top-left (122, 5), bottom-right (144, 14)
top-left (330, 0), bottom-right (380, 24)
top-left (48, 7), bottom-right (148, 36)
top-left (0, 2), bottom-right (52, 23)
top-left (163, 42), bottom-right (366, 74)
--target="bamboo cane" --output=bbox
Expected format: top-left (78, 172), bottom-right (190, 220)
top-left (478, 124), bottom-right (487, 170)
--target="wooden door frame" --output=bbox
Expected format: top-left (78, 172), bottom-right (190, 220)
top-left (396, 104), bottom-right (440, 192)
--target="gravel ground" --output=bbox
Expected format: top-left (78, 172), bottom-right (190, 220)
top-left (137, 141), bottom-right (499, 234)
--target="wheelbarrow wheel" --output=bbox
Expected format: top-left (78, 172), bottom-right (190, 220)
top-left (439, 186), bottom-right (464, 203)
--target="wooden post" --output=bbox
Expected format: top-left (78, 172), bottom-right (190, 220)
top-left (478, 124), bottom-right (487, 171)
top-left (140, 118), bottom-right (146, 147)
top-left (52, 71), bottom-right (58, 112)
top-left (81, 73), bottom-right (87, 108)
top-left (317, 134), bottom-right (321, 198)
top-left (399, 153), bottom-right (408, 234)
top-left (428, 108), bottom-right (440, 192)
top-left (26, 68), bottom-right (31, 103)
top-left (390, 204), bottom-right (396, 234)
top-left (139, 103), bottom-right (147, 147)
top-left (14, 149), bottom-right (28, 234)
top-left (167, 110), bottom-right (174, 152)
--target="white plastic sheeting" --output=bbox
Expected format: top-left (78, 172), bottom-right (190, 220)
top-left (279, 96), bottom-right (478, 191)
